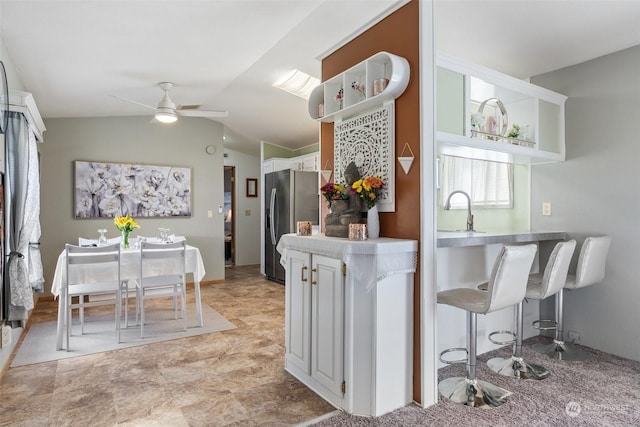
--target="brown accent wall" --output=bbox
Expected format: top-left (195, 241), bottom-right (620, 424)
top-left (320, 0), bottom-right (422, 403)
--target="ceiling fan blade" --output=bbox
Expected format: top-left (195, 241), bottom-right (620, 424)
top-left (110, 94), bottom-right (157, 111)
top-left (177, 109), bottom-right (228, 118)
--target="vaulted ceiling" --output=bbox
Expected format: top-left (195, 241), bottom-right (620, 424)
top-left (2, 1), bottom-right (639, 156)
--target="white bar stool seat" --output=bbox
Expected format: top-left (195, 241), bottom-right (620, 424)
top-left (532, 236), bottom-right (611, 361)
top-left (437, 244), bottom-right (537, 408)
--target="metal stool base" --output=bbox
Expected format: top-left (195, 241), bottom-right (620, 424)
top-left (532, 340), bottom-right (589, 361)
top-left (438, 377), bottom-right (512, 408)
top-left (487, 356), bottom-right (551, 380)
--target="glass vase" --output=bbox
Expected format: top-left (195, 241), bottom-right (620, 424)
top-left (121, 231), bottom-right (130, 249)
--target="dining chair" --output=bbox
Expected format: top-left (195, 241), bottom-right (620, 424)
top-left (78, 236), bottom-right (122, 246)
top-left (78, 235), bottom-right (128, 325)
top-left (63, 243), bottom-right (121, 351)
top-left (135, 240), bottom-right (187, 338)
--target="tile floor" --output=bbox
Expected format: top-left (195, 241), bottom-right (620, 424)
top-left (0, 265), bottom-right (335, 426)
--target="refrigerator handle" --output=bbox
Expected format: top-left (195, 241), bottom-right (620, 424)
top-left (269, 188), bottom-right (277, 245)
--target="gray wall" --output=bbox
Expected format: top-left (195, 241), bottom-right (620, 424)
top-left (530, 45), bottom-right (640, 360)
top-left (38, 116), bottom-right (227, 295)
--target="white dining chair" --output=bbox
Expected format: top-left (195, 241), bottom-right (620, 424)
top-left (78, 236), bottom-right (122, 246)
top-left (63, 243), bottom-right (122, 351)
top-left (135, 240), bottom-right (187, 338)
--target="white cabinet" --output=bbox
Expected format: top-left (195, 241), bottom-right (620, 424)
top-left (264, 153), bottom-right (319, 173)
top-left (436, 52), bottom-right (567, 164)
top-left (309, 51), bottom-right (410, 123)
top-left (289, 152), bottom-right (319, 171)
top-left (263, 157), bottom-right (292, 174)
top-left (285, 250), bottom-right (344, 404)
top-left (278, 234), bottom-right (417, 417)
top-left (301, 153), bottom-right (318, 171)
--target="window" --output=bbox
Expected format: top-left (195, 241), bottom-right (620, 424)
top-left (440, 156), bottom-right (513, 209)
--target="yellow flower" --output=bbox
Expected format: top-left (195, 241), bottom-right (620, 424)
top-left (352, 176), bottom-right (383, 209)
top-left (113, 214), bottom-right (140, 233)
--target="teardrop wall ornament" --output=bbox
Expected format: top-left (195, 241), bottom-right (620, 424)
top-left (321, 159), bottom-right (333, 183)
top-left (397, 142), bottom-right (415, 174)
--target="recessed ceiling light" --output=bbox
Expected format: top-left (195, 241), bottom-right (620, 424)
top-left (273, 69), bottom-right (319, 100)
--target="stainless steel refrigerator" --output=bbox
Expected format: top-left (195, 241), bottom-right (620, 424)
top-left (264, 169), bottom-right (318, 283)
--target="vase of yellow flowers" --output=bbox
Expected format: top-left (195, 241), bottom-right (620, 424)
top-left (114, 214), bottom-right (140, 249)
top-left (351, 176), bottom-right (383, 239)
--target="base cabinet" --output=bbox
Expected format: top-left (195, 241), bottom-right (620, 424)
top-left (279, 235), bottom-right (417, 417)
top-left (285, 250), bottom-right (344, 407)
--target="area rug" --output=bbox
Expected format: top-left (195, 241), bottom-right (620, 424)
top-left (11, 302), bottom-right (235, 367)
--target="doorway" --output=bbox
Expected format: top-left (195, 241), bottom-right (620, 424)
top-left (224, 166), bottom-right (235, 267)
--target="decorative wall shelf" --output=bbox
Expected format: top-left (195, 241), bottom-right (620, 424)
top-left (309, 51), bottom-right (410, 123)
top-left (436, 52), bottom-right (567, 165)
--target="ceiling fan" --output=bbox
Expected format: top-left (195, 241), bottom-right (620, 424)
top-left (112, 82), bottom-right (228, 123)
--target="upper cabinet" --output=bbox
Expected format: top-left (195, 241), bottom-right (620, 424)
top-left (436, 52), bottom-right (567, 164)
top-left (308, 52), bottom-right (410, 123)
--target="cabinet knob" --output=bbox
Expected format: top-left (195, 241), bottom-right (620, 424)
top-left (301, 266), bottom-right (308, 282)
top-left (311, 268), bottom-right (317, 285)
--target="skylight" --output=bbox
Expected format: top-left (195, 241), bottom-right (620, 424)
top-left (273, 69), bottom-right (319, 100)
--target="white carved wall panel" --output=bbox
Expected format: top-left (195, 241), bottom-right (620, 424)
top-left (334, 102), bottom-right (395, 212)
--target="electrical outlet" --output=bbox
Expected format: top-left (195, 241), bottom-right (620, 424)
top-left (245, 210), bottom-right (251, 216)
top-left (207, 210), bottom-right (213, 219)
top-left (567, 330), bottom-right (580, 342)
top-left (542, 202), bottom-right (552, 216)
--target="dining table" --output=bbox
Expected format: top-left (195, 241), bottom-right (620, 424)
top-left (51, 243), bottom-right (206, 350)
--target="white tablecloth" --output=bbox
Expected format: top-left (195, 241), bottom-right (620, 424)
top-left (53, 244), bottom-right (206, 350)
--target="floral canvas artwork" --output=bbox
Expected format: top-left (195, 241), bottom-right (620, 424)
top-left (74, 161), bottom-right (192, 218)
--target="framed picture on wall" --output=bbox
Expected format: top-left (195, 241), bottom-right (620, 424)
top-left (246, 178), bottom-right (258, 197)
top-left (74, 160), bottom-right (192, 218)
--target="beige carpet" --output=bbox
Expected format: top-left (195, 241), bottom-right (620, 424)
top-left (12, 302), bottom-right (235, 367)
top-left (310, 336), bottom-right (640, 426)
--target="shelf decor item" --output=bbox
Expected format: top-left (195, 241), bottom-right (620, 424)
top-left (477, 97), bottom-right (508, 140)
top-left (373, 78), bottom-right (389, 96)
top-left (335, 88), bottom-right (344, 110)
top-left (351, 81), bottom-right (365, 101)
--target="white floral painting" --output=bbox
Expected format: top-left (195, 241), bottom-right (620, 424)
top-left (74, 161), bottom-right (191, 218)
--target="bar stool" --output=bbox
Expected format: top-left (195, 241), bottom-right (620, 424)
top-left (485, 239), bottom-right (576, 379)
top-left (532, 236), bottom-right (611, 361)
top-left (438, 244), bottom-right (537, 408)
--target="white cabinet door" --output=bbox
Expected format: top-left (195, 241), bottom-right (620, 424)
top-left (285, 250), bottom-right (312, 374)
top-left (302, 153), bottom-right (318, 171)
top-left (310, 254), bottom-right (344, 397)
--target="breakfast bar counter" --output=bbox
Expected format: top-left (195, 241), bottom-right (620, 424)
top-left (437, 230), bottom-right (568, 248)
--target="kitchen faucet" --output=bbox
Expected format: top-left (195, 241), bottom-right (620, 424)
top-left (444, 190), bottom-right (474, 232)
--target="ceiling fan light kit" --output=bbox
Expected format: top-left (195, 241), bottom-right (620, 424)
top-left (113, 81), bottom-right (228, 124)
top-left (155, 108), bottom-right (178, 123)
